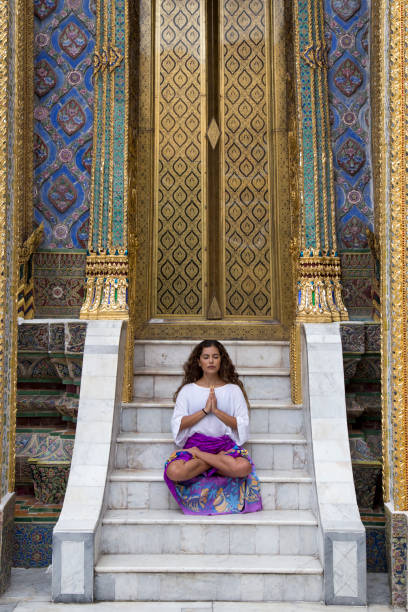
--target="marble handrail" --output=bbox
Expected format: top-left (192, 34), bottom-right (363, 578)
top-left (301, 322), bottom-right (366, 606)
top-left (52, 319), bottom-right (127, 603)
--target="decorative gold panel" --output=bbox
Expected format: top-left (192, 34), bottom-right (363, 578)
top-left (220, 0), bottom-right (273, 317)
top-left (386, 0), bottom-right (408, 511)
top-left (153, 0), bottom-right (207, 316)
top-left (132, 0), bottom-right (293, 340)
top-left (371, 0), bottom-right (389, 503)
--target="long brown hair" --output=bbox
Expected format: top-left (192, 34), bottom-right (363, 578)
top-left (174, 340), bottom-right (249, 407)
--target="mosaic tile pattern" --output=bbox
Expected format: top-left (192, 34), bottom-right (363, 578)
top-left (34, 0), bottom-right (95, 249)
top-left (387, 510), bottom-right (408, 608)
top-left (33, 250), bottom-right (86, 317)
top-left (341, 322), bottom-right (386, 571)
top-left (324, 0), bottom-right (373, 250)
top-left (13, 522), bottom-right (54, 568)
top-left (340, 251), bottom-right (373, 318)
top-left (364, 518), bottom-right (387, 573)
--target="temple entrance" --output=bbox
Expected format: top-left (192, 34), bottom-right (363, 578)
top-left (132, 0), bottom-right (293, 339)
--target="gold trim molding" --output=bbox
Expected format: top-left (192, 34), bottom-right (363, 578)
top-left (81, 0), bottom-right (129, 321)
top-left (0, 0), bottom-right (32, 494)
top-left (295, 252), bottom-right (349, 323)
top-left (371, 0), bottom-right (390, 505)
top-left (17, 224), bottom-right (44, 319)
top-left (292, 0), bottom-right (348, 326)
top-left (378, 0), bottom-right (408, 511)
top-left (80, 249), bottom-right (129, 320)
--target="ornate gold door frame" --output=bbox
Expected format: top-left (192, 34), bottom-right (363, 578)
top-left (130, 0), bottom-right (293, 340)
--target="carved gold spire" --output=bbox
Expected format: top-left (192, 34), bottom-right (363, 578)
top-left (80, 0), bottom-right (129, 319)
top-left (292, 0), bottom-right (348, 324)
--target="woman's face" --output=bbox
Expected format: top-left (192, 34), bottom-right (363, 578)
top-left (198, 344), bottom-right (221, 375)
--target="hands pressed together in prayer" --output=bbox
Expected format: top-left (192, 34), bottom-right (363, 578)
top-left (180, 386), bottom-right (238, 456)
top-left (204, 386), bottom-right (217, 414)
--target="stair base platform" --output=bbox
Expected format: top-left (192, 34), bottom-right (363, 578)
top-left (95, 554), bottom-right (323, 602)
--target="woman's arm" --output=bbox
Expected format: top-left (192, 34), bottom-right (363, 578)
top-left (179, 409), bottom-right (206, 431)
top-left (211, 389), bottom-right (237, 430)
top-left (213, 407), bottom-right (237, 430)
top-left (178, 390), bottom-right (212, 431)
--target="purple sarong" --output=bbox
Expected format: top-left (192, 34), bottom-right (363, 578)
top-left (164, 433), bottom-right (262, 515)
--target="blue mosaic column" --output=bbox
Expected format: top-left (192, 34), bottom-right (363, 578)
top-left (80, 0), bottom-right (128, 319)
top-left (293, 0), bottom-right (348, 322)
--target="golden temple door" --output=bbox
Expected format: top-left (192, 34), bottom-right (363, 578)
top-left (133, 0), bottom-right (292, 339)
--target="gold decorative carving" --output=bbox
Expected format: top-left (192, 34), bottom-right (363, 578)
top-left (220, 0), bottom-right (274, 318)
top-left (0, 0), bottom-right (10, 494)
top-left (295, 252), bottom-right (348, 323)
top-left (153, 0), bottom-right (206, 316)
top-left (384, 0), bottom-right (408, 510)
top-left (93, 46), bottom-right (123, 76)
top-left (17, 224), bottom-right (44, 319)
top-left (0, 0), bottom-right (31, 492)
top-left (290, 323), bottom-right (302, 404)
top-left (132, 0), bottom-right (292, 339)
top-left (371, 0), bottom-right (390, 504)
top-left (207, 118), bottom-right (220, 150)
top-left (80, 249), bottom-right (129, 320)
top-left (301, 42), bottom-right (328, 69)
top-left (82, 0), bottom-right (129, 320)
top-left (207, 296), bottom-right (222, 320)
top-left (292, 0), bottom-right (348, 325)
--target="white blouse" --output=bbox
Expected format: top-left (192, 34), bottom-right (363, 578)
top-left (171, 382), bottom-right (250, 447)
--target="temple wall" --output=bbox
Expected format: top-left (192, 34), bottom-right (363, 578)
top-left (30, 0), bottom-right (377, 321)
top-left (33, 0), bottom-right (95, 316)
top-left (324, 0), bottom-right (375, 319)
top-left (0, 0), bottom-right (26, 591)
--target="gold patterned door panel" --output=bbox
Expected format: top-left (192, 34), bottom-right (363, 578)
top-left (131, 0), bottom-right (292, 340)
top-left (220, 0), bottom-right (274, 318)
top-left (153, 0), bottom-right (207, 317)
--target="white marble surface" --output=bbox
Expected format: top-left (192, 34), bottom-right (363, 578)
top-left (134, 339), bottom-right (290, 370)
top-left (122, 404), bottom-right (303, 434)
top-left (53, 320), bottom-right (127, 602)
top-left (60, 542), bottom-right (84, 595)
top-left (0, 569), bottom-right (395, 610)
top-left (302, 323), bottom-right (366, 604)
top-left (333, 540), bottom-right (358, 598)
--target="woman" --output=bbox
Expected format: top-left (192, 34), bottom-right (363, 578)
top-left (164, 340), bottom-right (262, 515)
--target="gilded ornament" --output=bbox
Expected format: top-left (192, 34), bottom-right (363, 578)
top-left (290, 322), bottom-right (302, 405)
top-left (383, 0), bottom-right (408, 510)
top-left (17, 224), bottom-right (44, 319)
top-left (371, 0), bottom-right (390, 504)
top-left (292, 0), bottom-right (348, 325)
top-left (82, 0), bottom-right (129, 321)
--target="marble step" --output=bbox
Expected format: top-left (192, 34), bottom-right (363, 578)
top-left (121, 399), bottom-right (304, 434)
top-left (95, 553), bottom-right (323, 601)
top-left (101, 509), bottom-right (319, 556)
top-left (133, 367), bottom-right (291, 401)
top-left (134, 339), bottom-right (290, 369)
top-left (108, 468), bottom-right (314, 511)
top-left (115, 433), bottom-right (307, 471)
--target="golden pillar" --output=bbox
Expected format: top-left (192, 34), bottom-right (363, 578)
top-left (80, 0), bottom-right (129, 320)
top-left (290, 0), bottom-right (348, 403)
top-left (292, 0), bottom-right (348, 324)
top-left (372, 0), bottom-right (408, 605)
top-left (0, 0), bottom-right (33, 591)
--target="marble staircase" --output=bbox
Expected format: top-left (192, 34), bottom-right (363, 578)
top-left (94, 340), bottom-right (323, 602)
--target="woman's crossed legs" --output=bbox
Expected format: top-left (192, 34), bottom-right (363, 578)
top-left (166, 446), bottom-right (251, 482)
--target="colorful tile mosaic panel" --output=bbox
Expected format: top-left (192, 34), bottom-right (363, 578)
top-left (33, 250), bottom-right (86, 317)
top-left (363, 514), bottom-right (387, 573)
top-left (324, 0), bottom-right (373, 250)
top-left (34, 0), bottom-right (95, 249)
top-left (340, 251), bottom-right (373, 318)
top-left (13, 521), bottom-right (54, 568)
top-left (14, 497), bottom-right (61, 570)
